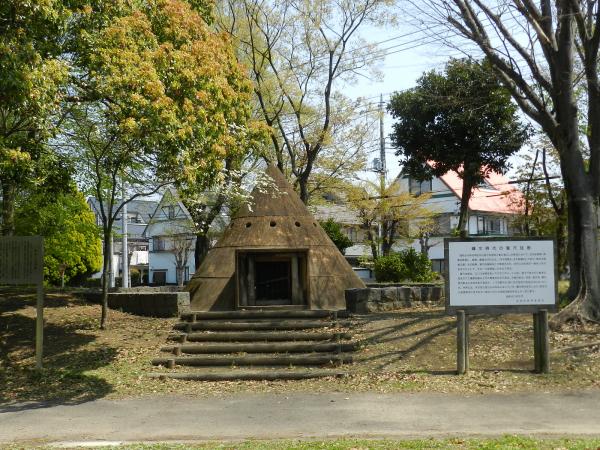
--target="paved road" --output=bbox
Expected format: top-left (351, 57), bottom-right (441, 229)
top-left (1, 391), bottom-right (600, 445)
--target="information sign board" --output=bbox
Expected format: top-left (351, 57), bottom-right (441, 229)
top-left (0, 236), bottom-right (44, 285)
top-left (0, 236), bottom-right (45, 369)
top-left (444, 237), bottom-right (557, 314)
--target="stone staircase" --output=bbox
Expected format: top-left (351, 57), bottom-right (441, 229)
top-left (150, 309), bottom-right (359, 381)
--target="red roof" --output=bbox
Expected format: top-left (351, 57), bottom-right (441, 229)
top-left (430, 162), bottom-right (524, 214)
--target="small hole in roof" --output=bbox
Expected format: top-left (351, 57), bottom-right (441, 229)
top-left (245, 222), bottom-right (251, 228)
top-left (313, 222), bottom-right (317, 227)
top-left (270, 221), bottom-right (276, 227)
top-left (295, 221), bottom-right (301, 227)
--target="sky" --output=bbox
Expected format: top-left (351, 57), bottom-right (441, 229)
top-left (348, 12), bottom-right (533, 184)
top-left (346, 23), bottom-right (467, 181)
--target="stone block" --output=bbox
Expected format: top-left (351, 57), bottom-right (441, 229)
top-left (107, 292), bottom-right (190, 317)
top-left (380, 287), bottom-right (398, 304)
top-left (397, 287), bottom-right (412, 302)
top-left (364, 302), bottom-right (381, 313)
top-left (410, 287), bottom-right (422, 301)
top-left (431, 286), bottom-right (444, 302)
top-left (345, 289), bottom-right (359, 312)
top-left (392, 300), bottom-right (403, 310)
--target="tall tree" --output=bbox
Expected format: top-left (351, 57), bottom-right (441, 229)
top-left (64, 0), bottom-right (257, 328)
top-left (388, 58), bottom-right (529, 236)
top-left (419, 0), bottom-right (600, 323)
top-left (0, 0), bottom-right (71, 235)
top-left (217, 0), bottom-right (387, 203)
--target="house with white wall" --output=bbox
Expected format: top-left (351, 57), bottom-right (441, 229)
top-left (87, 197), bottom-right (157, 283)
top-left (395, 165), bottom-right (523, 272)
top-left (144, 188), bottom-right (196, 286)
top-left (312, 165), bottom-right (524, 274)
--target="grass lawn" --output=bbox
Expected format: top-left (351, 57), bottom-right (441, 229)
top-left (1, 287), bottom-right (599, 405)
top-left (5, 436), bottom-right (600, 449)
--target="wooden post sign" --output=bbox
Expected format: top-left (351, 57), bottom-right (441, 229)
top-left (0, 236), bottom-right (45, 369)
top-left (444, 237), bottom-right (557, 375)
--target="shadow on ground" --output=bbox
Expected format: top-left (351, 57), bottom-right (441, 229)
top-left (0, 288), bottom-right (115, 408)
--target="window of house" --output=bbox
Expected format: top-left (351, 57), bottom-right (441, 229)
top-left (431, 259), bottom-right (446, 274)
top-left (168, 205), bottom-right (176, 219)
top-left (346, 227), bottom-right (358, 243)
top-left (486, 217), bottom-right (503, 234)
top-left (153, 237), bottom-right (166, 251)
top-left (409, 178), bottom-right (432, 196)
top-left (476, 216), bottom-right (506, 235)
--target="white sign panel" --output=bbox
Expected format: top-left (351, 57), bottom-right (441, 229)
top-left (447, 239), bottom-right (555, 308)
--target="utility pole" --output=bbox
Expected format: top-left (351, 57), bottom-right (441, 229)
top-left (378, 94), bottom-right (387, 257)
top-left (108, 234), bottom-right (115, 288)
top-left (379, 93), bottom-right (387, 187)
top-left (121, 185), bottom-right (129, 289)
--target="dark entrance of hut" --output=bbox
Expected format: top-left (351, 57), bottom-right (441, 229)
top-left (236, 250), bottom-right (308, 307)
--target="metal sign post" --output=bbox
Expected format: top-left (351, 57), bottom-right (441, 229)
top-left (0, 236), bottom-right (45, 369)
top-left (444, 237), bottom-right (557, 375)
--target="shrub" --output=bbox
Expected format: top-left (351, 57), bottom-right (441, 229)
top-left (320, 218), bottom-right (353, 254)
top-left (374, 253), bottom-right (406, 282)
top-left (374, 248), bottom-right (435, 283)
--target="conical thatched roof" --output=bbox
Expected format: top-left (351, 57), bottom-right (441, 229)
top-left (187, 164), bottom-right (365, 311)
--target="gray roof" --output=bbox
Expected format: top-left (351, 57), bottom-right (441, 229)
top-left (311, 204), bottom-right (361, 225)
top-left (88, 197), bottom-right (159, 240)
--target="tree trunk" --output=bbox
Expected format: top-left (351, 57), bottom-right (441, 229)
top-left (194, 233), bottom-right (210, 270)
top-left (457, 174), bottom-right (474, 238)
top-left (565, 198), bottom-right (582, 300)
top-left (176, 266), bottom-right (184, 288)
top-left (552, 176), bottom-right (600, 325)
top-left (100, 232), bottom-right (111, 330)
top-left (1, 179), bottom-right (16, 236)
top-left (367, 228), bottom-right (378, 260)
top-left (381, 220), bottom-right (393, 256)
top-left (419, 233), bottom-right (430, 256)
top-left (298, 175), bottom-right (309, 205)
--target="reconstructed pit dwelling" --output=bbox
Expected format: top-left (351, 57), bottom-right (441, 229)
top-left (187, 164), bottom-right (365, 311)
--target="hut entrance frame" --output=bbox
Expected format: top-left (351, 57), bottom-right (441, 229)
top-left (236, 249), bottom-right (308, 307)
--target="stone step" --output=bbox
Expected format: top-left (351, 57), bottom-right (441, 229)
top-left (168, 330), bottom-right (352, 342)
top-left (147, 369), bottom-right (348, 381)
top-left (181, 310), bottom-right (349, 321)
top-left (161, 341), bottom-right (359, 355)
top-left (174, 320), bottom-right (351, 332)
top-left (152, 353), bottom-right (353, 368)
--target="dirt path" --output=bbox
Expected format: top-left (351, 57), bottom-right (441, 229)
top-left (1, 391), bottom-right (600, 445)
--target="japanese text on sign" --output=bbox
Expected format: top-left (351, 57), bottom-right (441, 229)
top-left (447, 240), bottom-right (555, 307)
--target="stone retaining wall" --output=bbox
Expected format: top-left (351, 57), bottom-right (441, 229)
top-left (107, 291), bottom-right (190, 317)
top-left (79, 288), bottom-right (190, 317)
top-left (113, 286), bottom-right (181, 293)
top-left (345, 285), bottom-right (444, 314)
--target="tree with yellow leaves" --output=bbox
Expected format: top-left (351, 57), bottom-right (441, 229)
top-left (63, 0), bottom-right (259, 328)
top-left (347, 178), bottom-right (438, 260)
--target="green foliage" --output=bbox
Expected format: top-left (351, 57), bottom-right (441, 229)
top-left (388, 58), bottom-right (530, 233)
top-left (320, 218), bottom-right (353, 254)
top-left (0, 0), bottom-right (72, 234)
top-left (14, 191), bottom-right (102, 285)
top-left (374, 249), bottom-right (435, 283)
top-left (373, 253), bottom-right (406, 283)
top-left (70, 0), bottom-right (257, 192)
top-left (389, 58), bottom-right (529, 183)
